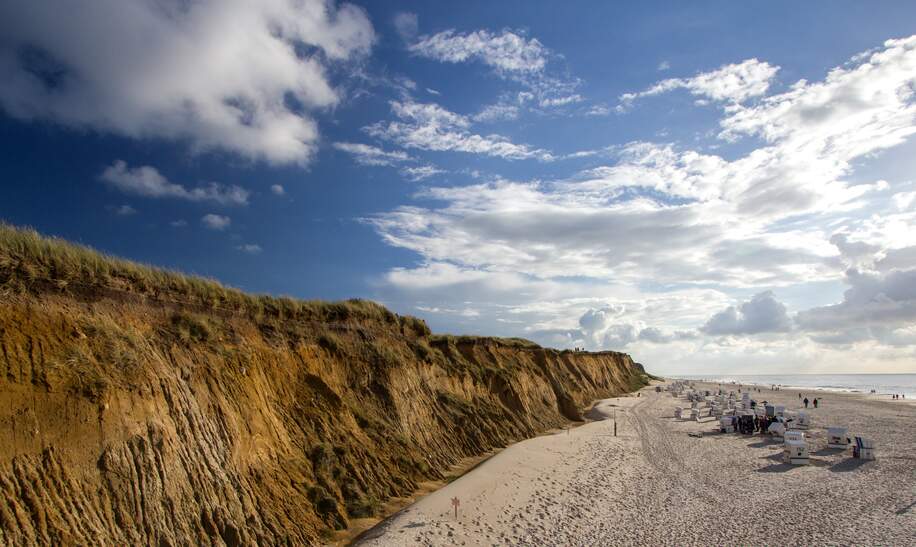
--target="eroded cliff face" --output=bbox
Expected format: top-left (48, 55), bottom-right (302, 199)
top-left (0, 291), bottom-right (647, 546)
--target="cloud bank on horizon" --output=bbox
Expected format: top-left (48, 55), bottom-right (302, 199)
top-left (1, 1), bottom-right (915, 374)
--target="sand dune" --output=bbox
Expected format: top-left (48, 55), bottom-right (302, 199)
top-left (358, 383), bottom-right (916, 546)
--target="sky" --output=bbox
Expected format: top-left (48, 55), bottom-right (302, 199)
top-left (1, 1), bottom-right (916, 375)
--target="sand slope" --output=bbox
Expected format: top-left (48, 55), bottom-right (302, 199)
top-left (359, 383), bottom-right (916, 546)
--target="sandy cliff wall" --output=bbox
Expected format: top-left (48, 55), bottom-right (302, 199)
top-left (0, 230), bottom-right (648, 546)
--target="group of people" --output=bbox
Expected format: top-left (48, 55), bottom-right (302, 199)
top-left (892, 393), bottom-right (906, 400)
top-left (799, 393), bottom-right (820, 408)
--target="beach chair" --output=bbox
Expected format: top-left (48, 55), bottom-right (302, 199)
top-left (784, 430), bottom-right (805, 443)
top-left (720, 415), bottom-right (736, 433)
top-left (827, 427), bottom-right (849, 449)
top-left (853, 437), bottom-right (875, 460)
top-left (767, 422), bottom-right (786, 438)
top-left (774, 405), bottom-right (786, 418)
top-left (674, 407), bottom-right (683, 419)
top-left (795, 411), bottom-right (810, 430)
top-left (783, 439), bottom-right (809, 465)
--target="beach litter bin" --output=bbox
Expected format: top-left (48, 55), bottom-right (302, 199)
top-left (827, 427), bottom-right (849, 449)
top-left (853, 437), bottom-right (875, 460)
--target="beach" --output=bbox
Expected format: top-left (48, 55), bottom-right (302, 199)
top-left (357, 382), bottom-right (916, 546)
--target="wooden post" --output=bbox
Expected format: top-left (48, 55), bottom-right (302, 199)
top-left (451, 496), bottom-right (460, 520)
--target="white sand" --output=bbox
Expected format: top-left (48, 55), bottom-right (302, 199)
top-left (357, 383), bottom-right (916, 546)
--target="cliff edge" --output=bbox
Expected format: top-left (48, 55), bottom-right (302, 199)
top-left (0, 224), bottom-right (649, 545)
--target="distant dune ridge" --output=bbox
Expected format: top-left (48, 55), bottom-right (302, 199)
top-left (0, 223), bottom-right (649, 545)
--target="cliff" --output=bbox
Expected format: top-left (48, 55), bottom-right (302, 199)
top-left (0, 225), bottom-right (649, 545)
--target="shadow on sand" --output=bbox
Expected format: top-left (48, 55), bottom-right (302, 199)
top-left (812, 447), bottom-right (847, 457)
top-left (757, 462), bottom-right (797, 473)
top-left (828, 458), bottom-right (870, 473)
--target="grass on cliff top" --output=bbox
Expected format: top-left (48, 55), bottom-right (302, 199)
top-left (0, 222), bottom-right (430, 332)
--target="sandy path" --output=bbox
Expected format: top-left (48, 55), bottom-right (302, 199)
top-left (357, 384), bottom-right (916, 546)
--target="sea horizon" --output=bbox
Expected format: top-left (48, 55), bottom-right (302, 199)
top-left (671, 373), bottom-right (916, 398)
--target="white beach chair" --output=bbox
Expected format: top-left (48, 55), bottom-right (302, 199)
top-left (784, 439), bottom-right (809, 465)
top-left (827, 427), bottom-right (849, 449)
top-left (784, 430), bottom-right (805, 443)
top-left (795, 411), bottom-right (810, 429)
top-left (767, 422), bottom-right (786, 438)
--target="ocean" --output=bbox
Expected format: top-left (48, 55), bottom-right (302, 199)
top-left (672, 374), bottom-right (916, 399)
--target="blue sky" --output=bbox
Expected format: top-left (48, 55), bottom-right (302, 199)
top-left (2, 1), bottom-right (916, 374)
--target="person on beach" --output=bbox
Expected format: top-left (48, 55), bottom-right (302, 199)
top-left (813, 398), bottom-right (819, 408)
top-left (803, 397), bottom-right (809, 408)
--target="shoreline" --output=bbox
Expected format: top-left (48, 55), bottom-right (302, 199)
top-left (667, 374), bottom-right (916, 399)
top-left (356, 380), bottom-right (916, 545)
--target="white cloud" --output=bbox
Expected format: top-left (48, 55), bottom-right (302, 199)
top-left (333, 141), bottom-right (411, 166)
top-left (270, 184), bottom-right (285, 196)
top-left (702, 291), bottom-right (793, 335)
top-left (408, 28), bottom-right (581, 108)
top-left (585, 104), bottom-right (611, 116)
top-left (620, 58), bottom-right (779, 108)
top-left (201, 214), bottom-right (231, 230)
top-left (426, 88), bottom-right (441, 96)
top-left (0, 0), bottom-right (374, 165)
top-left (100, 161), bottom-right (249, 205)
top-left (473, 103), bottom-right (520, 123)
top-left (170, 220), bottom-right (188, 228)
top-left (409, 29), bottom-right (548, 73)
top-left (236, 243), bottom-right (263, 254)
top-left (538, 94), bottom-right (584, 108)
top-left (893, 191), bottom-right (916, 210)
top-left (658, 61), bottom-right (671, 71)
top-left (365, 100), bottom-right (555, 161)
top-left (393, 12), bottom-right (418, 41)
top-left (401, 165), bottom-right (445, 181)
top-left (113, 204), bottom-right (137, 216)
top-left (370, 36), bottom-right (916, 372)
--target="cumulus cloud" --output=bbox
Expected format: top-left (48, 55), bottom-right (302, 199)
top-left (201, 214), bottom-right (231, 230)
top-left (100, 161), bottom-right (249, 205)
top-left (797, 266), bottom-right (916, 333)
top-left (702, 291), bottom-right (793, 335)
top-left (333, 142), bottom-right (411, 166)
top-left (0, 0), bottom-right (374, 164)
top-left (270, 184), bottom-right (285, 196)
top-left (620, 58), bottom-right (778, 109)
top-left (365, 100), bottom-right (555, 160)
top-left (112, 204), bottom-right (137, 216)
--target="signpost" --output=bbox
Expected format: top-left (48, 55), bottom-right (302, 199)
top-left (451, 496), bottom-right (460, 520)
